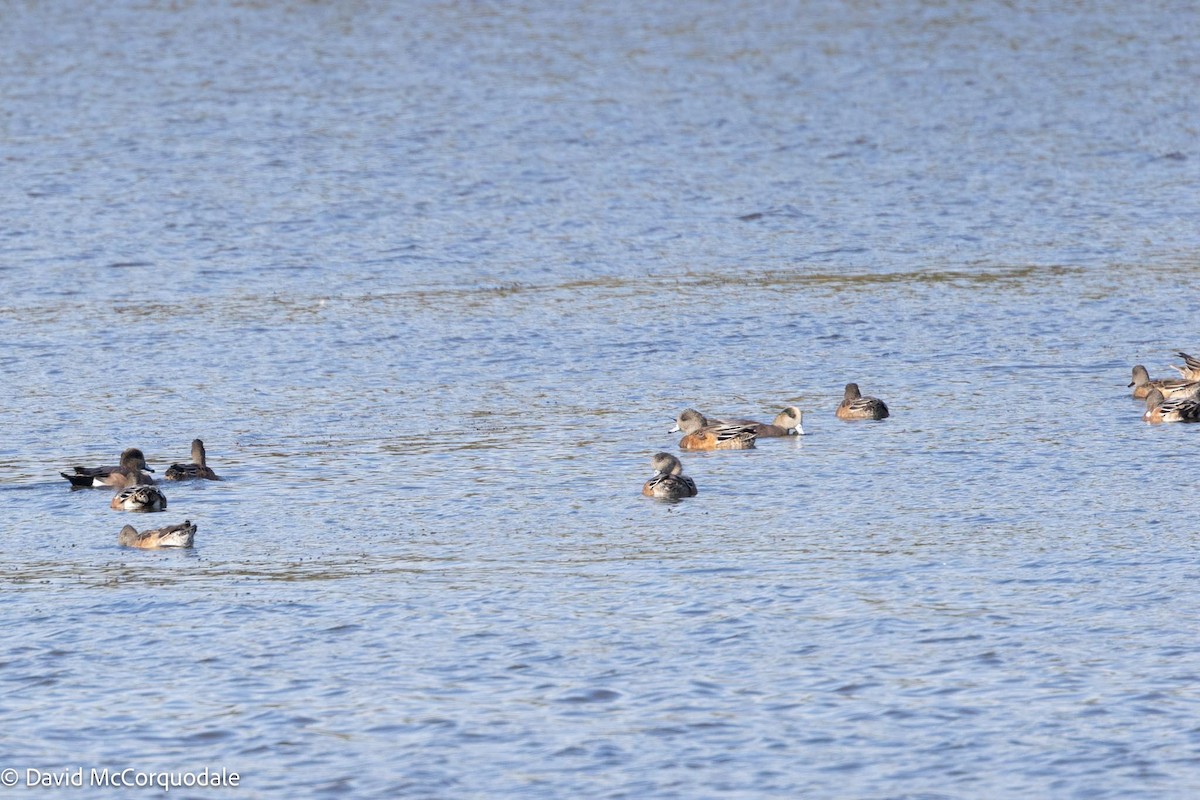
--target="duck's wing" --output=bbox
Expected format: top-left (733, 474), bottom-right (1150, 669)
top-left (709, 423), bottom-right (759, 445)
top-left (1171, 352), bottom-right (1200, 379)
top-left (846, 397), bottom-right (889, 416)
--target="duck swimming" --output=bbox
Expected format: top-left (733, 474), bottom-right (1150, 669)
top-left (118, 520), bottom-right (196, 548)
top-left (164, 439), bottom-right (221, 481)
top-left (642, 452), bottom-right (698, 499)
top-left (835, 383), bottom-right (890, 420)
top-left (61, 448), bottom-right (154, 489)
top-left (111, 484), bottom-right (168, 512)
top-left (670, 409), bottom-right (757, 451)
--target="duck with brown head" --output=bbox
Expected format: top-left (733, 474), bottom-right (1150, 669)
top-left (61, 448), bottom-right (154, 489)
top-left (836, 383), bottom-right (890, 420)
top-left (164, 439), bottom-right (220, 481)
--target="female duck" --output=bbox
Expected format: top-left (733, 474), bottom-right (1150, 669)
top-left (111, 484), bottom-right (168, 512)
top-left (670, 409), bottom-right (757, 451)
top-left (119, 520), bottom-right (196, 549)
top-left (61, 448), bottom-right (154, 489)
top-left (642, 452), bottom-right (698, 499)
top-left (1143, 389), bottom-right (1200, 424)
top-left (1128, 365), bottom-right (1199, 400)
top-left (836, 383), bottom-right (890, 420)
top-left (717, 406), bottom-right (804, 437)
top-left (164, 439), bottom-right (221, 481)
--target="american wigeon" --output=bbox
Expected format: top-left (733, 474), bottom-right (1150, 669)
top-left (1128, 365), bottom-right (1200, 400)
top-left (642, 452), bottom-right (698, 499)
top-left (1143, 388), bottom-right (1200, 424)
top-left (836, 383), bottom-right (890, 420)
top-left (111, 484), bottom-right (168, 512)
top-left (1170, 352), bottom-right (1200, 381)
top-left (119, 520), bottom-right (196, 549)
top-left (670, 409), bottom-right (757, 451)
top-left (61, 448), bottom-right (155, 489)
top-left (717, 406), bottom-right (804, 437)
top-left (164, 439), bottom-right (220, 481)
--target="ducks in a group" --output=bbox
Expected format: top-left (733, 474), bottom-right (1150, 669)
top-left (649, 385), bottom-right (891, 497)
top-left (164, 439), bottom-right (221, 481)
top-left (642, 452), bottom-right (698, 499)
top-left (61, 447), bottom-right (154, 489)
top-left (836, 383), bottom-right (890, 420)
top-left (1129, 353), bottom-right (1200, 424)
top-left (670, 409), bottom-right (758, 450)
top-left (61, 440), bottom-right (217, 545)
top-left (119, 520), bottom-right (196, 549)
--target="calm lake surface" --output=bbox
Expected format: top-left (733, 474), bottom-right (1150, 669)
top-left (2, 1), bottom-right (1199, 797)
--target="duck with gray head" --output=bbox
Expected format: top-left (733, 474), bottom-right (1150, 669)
top-left (1143, 388), bottom-right (1200, 424)
top-left (1128, 364), bottom-right (1200, 400)
top-left (670, 409), bottom-right (757, 451)
top-left (642, 452), bottom-right (698, 500)
top-left (716, 406), bottom-right (804, 437)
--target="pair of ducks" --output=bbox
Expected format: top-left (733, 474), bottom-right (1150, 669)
top-left (60, 440), bottom-right (218, 548)
top-left (1130, 353), bottom-right (1200, 423)
top-left (643, 383), bottom-right (890, 499)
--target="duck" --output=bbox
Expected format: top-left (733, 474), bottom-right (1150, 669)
top-left (164, 439), bottom-right (221, 481)
top-left (1128, 365), bottom-right (1200, 400)
top-left (111, 484), bottom-right (168, 512)
top-left (61, 448), bottom-right (155, 489)
top-left (119, 520), bottom-right (196, 549)
top-left (716, 406), bottom-right (804, 437)
top-left (836, 383), bottom-right (890, 420)
top-left (642, 452), bottom-right (698, 499)
top-left (1170, 352), bottom-right (1200, 381)
top-left (1143, 388), bottom-right (1200, 424)
top-left (670, 409), bottom-right (757, 450)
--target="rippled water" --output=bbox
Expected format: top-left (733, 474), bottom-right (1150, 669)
top-left (2, 1), bottom-right (1199, 797)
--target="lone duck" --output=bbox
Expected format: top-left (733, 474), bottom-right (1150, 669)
top-left (164, 439), bottom-right (221, 481)
top-left (836, 383), bottom-right (890, 420)
top-left (119, 520), bottom-right (196, 549)
top-left (670, 409), bottom-right (757, 450)
top-left (61, 448), bottom-right (154, 489)
top-left (716, 406), bottom-right (804, 437)
top-left (642, 452), bottom-right (698, 499)
top-left (1128, 365), bottom-right (1200, 400)
top-left (111, 484), bottom-right (168, 512)
top-left (1143, 388), bottom-right (1200, 424)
